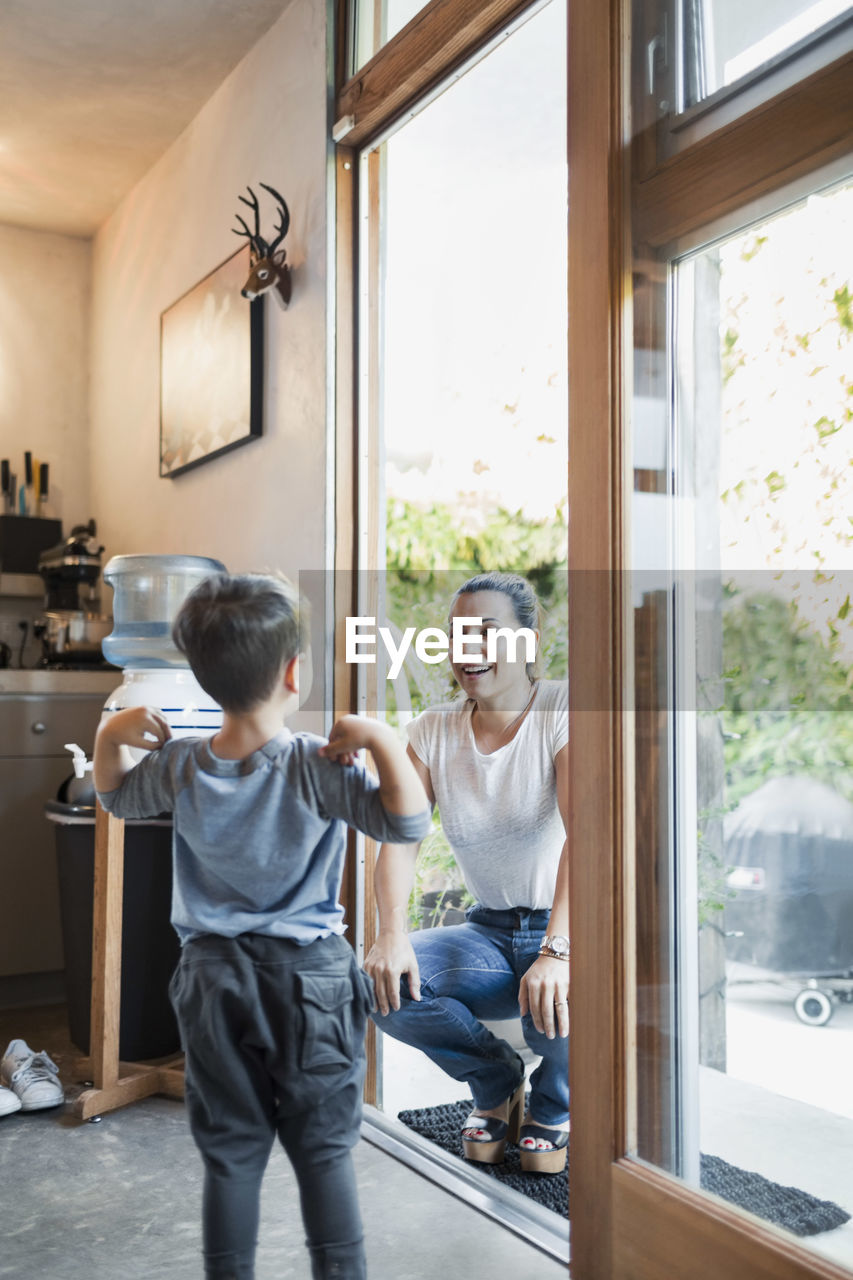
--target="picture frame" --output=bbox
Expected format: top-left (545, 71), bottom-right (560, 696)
top-left (159, 247), bottom-right (264, 478)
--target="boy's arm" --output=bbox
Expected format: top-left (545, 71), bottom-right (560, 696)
top-left (94, 706), bottom-right (173, 796)
top-left (321, 715), bottom-right (429, 816)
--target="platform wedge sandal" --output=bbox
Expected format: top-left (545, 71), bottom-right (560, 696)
top-left (519, 1123), bottom-right (569, 1174)
top-left (461, 1079), bottom-right (526, 1165)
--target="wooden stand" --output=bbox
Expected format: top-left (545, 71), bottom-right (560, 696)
top-left (72, 803), bottom-right (184, 1120)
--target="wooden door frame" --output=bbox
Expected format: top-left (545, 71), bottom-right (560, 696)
top-left (566, 0), bottom-right (630, 1271)
top-left (568, 0), bottom-right (853, 1277)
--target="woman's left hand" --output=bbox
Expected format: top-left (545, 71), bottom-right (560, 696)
top-left (519, 954), bottom-right (569, 1040)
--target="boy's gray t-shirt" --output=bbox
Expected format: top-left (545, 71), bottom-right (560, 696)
top-left (97, 729), bottom-right (430, 945)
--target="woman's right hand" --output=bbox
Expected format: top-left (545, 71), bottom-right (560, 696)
top-left (364, 931), bottom-right (421, 1015)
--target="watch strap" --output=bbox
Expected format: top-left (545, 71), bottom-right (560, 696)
top-left (539, 934), bottom-right (570, 961)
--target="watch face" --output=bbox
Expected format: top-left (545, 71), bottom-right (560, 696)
top-left (547, 935), bottom-right (570, 956)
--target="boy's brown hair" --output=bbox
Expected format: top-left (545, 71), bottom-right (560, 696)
top-left (172, 572), bottom-right (308, 713)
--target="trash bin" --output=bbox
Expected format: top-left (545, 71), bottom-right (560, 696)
top-left (46, 798), bottom-right (181, 1060)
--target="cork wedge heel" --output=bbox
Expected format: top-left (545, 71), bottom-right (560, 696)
top-left (461, 1079), bottom-right (526, 1165)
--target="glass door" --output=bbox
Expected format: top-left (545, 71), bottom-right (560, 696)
top-left (632, 174), bottom-right (853, 1272)
top-left (350, 0), bottom-right (568, 1252)
top-left (567, 0), bottom-right (853, 1273)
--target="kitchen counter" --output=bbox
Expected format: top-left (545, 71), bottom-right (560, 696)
top-left (0, 669), bottom-right (121, 696)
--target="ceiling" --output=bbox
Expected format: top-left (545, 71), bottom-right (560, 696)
top-left (0, 0), bottom-right (293, 237)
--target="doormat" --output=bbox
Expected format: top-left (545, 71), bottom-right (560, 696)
top-left (397, 1099), bottom-right (851, 1236)
top-left (398, 1099), bottom-right (568, 1215)
top-left (700, 1154), bottom-right (850, 1237)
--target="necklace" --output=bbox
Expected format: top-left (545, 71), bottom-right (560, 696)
top-left (474, 682), bottom-right (538, 741)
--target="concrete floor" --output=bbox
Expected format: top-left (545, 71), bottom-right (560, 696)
top-left (0, 1004), bottom-right (569, 1280)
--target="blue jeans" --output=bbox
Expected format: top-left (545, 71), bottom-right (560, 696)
top-left (373, 905), bottom-right (569, 1126)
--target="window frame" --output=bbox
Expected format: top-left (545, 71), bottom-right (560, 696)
top-left (633, 1), bottom-right (853, 175)
top-left (333, 0), bottom-right (544, 147)
top-left (568, 0), bottom-right (853, 1278)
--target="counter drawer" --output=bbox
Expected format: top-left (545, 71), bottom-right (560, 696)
top-left (0, 696), bottom-right (107, 757)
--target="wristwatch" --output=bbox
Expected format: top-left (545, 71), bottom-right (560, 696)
top-left (539, 934), bottom-right (570, 961)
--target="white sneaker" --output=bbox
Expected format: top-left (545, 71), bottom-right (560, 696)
top-left (1, 1039), bottom-right (65, 1111)
top-left (0, 1084), bottom-right (22, 1117)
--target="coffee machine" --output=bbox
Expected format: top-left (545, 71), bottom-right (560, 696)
top-left (35, 520), bottom-right (113, 666)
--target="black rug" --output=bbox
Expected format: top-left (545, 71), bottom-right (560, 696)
top-left (398, 1099), bottom-right (851, 1237)
top-left (700, 1154), bottom-right (850, 1237)
top-left (398, 1098), bottom-right (568, 1216)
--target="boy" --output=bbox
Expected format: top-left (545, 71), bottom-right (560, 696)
top-left (93, 572), bottom-right (431, 1280)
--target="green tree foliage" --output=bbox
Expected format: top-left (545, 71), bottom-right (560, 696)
top-left (385, 496), bottom-right (567, 924)
top-left (385, 497), bottom-right (567, 714)
top-left (723, 587), bottom-right (853, 808)
top-left (718, 193), bottom-right (853, 569)
top-left (715, 185), bottom-right (853, 835)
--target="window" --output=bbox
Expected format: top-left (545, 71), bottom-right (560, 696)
top-left (348, 0), bottom-right (432, 73)
top-left (634, 0), bottom-right (853, 166)
top-left (567, 0), bottom-right (853, 1275)
top-left (357, 0), bottom-right (567, 1126)
top-left (633, 175), bottom-right (853, 1271)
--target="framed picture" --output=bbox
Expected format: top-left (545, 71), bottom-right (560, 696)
top-left (159, 247), bottom-right (263, 478)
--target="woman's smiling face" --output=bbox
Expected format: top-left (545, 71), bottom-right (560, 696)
top-left (448, 589), bottom-right (537, 701)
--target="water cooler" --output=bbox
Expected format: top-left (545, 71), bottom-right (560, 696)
top-left (49, 554), bottom-right (226, 1059)
top-left (101, 554), bottom-right (226, 739)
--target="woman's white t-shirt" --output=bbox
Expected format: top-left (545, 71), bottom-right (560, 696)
top-left (406, 679), bottom-right (568, 911)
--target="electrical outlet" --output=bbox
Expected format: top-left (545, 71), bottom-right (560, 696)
top-left (0, 607), bottom-right (43, 668)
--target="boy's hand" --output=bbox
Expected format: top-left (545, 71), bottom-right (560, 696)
top-left (94, 706), bottom-right (171, 796)
top-left (322, 716), bottom-right (427, 818)
top-left (320, 714), bottom-right (389, 766)
top-left (101, 706), bottom-right (173, 751)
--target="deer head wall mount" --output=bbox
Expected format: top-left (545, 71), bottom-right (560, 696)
top-left (232, 183), bottom-right (292, 309)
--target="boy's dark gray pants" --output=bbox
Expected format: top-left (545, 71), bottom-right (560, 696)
top-left (169, 931), bottom-right (373, 1280)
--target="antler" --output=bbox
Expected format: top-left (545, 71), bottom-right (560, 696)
top-left (259, 182), bottom-right (290, 255)
top-left (232, 186), bottom-right (270, 257)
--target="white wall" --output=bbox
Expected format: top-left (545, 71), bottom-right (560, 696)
top-left (0, 223), bottom-right (92, 530)
top-left (89, 0), bottom-right (329, 582)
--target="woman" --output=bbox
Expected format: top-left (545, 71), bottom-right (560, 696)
top-left (364, 572), bottom-right (569, 1173)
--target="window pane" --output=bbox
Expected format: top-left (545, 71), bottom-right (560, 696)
top-left (685, 0), bottom-right (852, 107)
top-left (633, 0), bottom-right (853, 156)
top-left (632, 177), bottom-right (853, 1269)
top-left (358, 0), bottom-right (568, 1130)
top-left (350, 0), bottom-right (431, 74)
